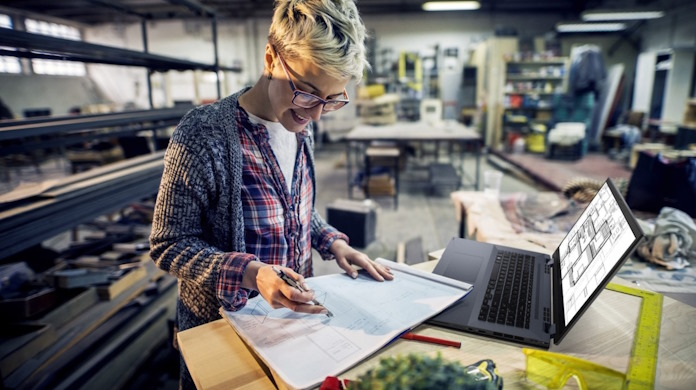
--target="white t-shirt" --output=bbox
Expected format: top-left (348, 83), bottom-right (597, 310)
top-left (246, 112), bottom-right (298, 193)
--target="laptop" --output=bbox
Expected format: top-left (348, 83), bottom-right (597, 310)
top-left (427, 178), bottom-right (644, 348)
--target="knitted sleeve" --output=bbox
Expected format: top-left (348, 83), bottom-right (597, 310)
top-left (149, 115), bottom-right (255, 301)
top-left (311, 208), bottom-right (349, 260)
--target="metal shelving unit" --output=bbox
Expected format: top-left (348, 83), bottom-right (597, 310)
top-left (0, 4), bottom-right (223, 388)
top-left (0, 107), bottom-right (191, 156)
top-left (0, 2), bottom-right (238, 258)
top-left (0, 29), bottom-right (240, 72)
top-left (0, 152), bottom-right (165, 258)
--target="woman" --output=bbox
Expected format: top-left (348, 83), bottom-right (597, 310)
top-left (149, 0), bottom-right (393, 387)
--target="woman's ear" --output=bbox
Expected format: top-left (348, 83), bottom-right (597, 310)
top-left (264, 44), bottom-right (276, 79)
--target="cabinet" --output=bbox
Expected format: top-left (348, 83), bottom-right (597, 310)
top-left (503, 59), bottom-right (568, 115)
top-left (501, 58), bottom-right (569, 151)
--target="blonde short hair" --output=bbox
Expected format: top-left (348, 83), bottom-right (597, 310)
top-left (268, 0), bottom-right (369, 82)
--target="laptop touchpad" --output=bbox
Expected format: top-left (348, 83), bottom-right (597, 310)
top-left (445, 253), bottom-right (484, 284)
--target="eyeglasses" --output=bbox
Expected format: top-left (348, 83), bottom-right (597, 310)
top-left (275, 51), bottom-right (349, 112)
top-left (523, 349), bottom-right (627, 390)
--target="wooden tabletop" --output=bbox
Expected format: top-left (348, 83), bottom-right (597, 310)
top-left (344, 120), bottom-right (481, 142)
top-left (178, 260), bottom-right (696, 389)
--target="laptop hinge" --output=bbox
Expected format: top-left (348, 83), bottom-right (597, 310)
top-left (546, 256), bottom-right (554, 267)
top-left (547, 255), bottom-right (555, 337)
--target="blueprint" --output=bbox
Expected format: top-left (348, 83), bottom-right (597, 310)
top-left (558, 184), bottom-right (637, 325)
top-left (221, 258), bottom-right (470, 390)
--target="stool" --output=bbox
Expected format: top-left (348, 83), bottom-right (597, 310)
top-left (364, 146), bottom-right (400, 209)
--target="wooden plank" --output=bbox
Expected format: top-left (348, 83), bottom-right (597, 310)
top-left (96, 266), bottom-right (148, 301)
top-left (178, 320), bottom-right (276, 390)
top-left (4, 263), bottom-right (158, 388)
top-left (0, 324), bottom-right (56, 379)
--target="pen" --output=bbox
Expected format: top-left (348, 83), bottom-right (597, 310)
top-left (272, 266), bottom-right (334, 318)
top-left (401, 332), bottom-right (461, 348)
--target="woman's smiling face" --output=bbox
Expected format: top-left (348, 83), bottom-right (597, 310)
top-left (265, 46), bottom-right (349, 133)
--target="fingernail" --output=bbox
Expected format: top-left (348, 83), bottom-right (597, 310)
top-left (302, 283), bottom-right (310, 290)
top-left (320, 309), bottom-right (328, 314)
top-left (351, 272), bottom-right (358, 279)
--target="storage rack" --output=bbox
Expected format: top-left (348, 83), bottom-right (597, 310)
top-left (0, 107), bottom-right (190, 156)
top-left (0, 4), bottom-right (228, 388)
top-left (503, 58), bottom-right (569, 113)
top-left (0, 151), bottom-right (165, 258)
top-left (500, 58), bottom-right (569, 150)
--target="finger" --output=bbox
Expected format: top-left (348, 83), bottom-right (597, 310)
top-left (336, 257), bottom-right (358, 279)
top-left (282, 268), bottom-right (310, 291)
top-left (378, 263), bottom-right (395, 280)
top-left (294, 303), bottom-right (330, 315)
top-left (274, 293), bottom-right (328, 315)
top-left (279, 283), bottom-right (316, 303)
top-left (361, 260), bottom-right (385, 282)
top-left (362, 260), bottom-right (395, 282)
top-left (342, 265), bottom-right (359, 279)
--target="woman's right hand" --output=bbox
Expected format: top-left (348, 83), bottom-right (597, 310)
top-left (255, 265), bottom-right (328, 315)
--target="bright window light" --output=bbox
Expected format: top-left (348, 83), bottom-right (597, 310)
top-left (25, 17), bottom-right (86, 76)
top-left (582, 10), bottom-right (664, 21)
top-left (556, 23), bottom-right (626, 33)
top-left (0, 14), bottom-right (20, 74)
top-left (422, 1), bottom-right (481, 11)
top-left (0, 14), bottom-right (12, 29)
top-left (25, 18), bottom-right (81, 40)
top-left (0, 56), bottom-right (21, 74)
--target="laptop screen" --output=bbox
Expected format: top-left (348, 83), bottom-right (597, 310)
top-left (557, 180), bottom-right (641, 326)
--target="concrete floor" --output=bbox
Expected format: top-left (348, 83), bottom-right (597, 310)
top-left (310, 142), bottom-right (544, 277)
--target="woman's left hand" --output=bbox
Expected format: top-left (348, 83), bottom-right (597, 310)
top-left (331, 239), bottom-right (394, 281)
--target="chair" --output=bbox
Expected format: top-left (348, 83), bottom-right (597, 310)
top-left (603, 110), bottom-right (645, 153)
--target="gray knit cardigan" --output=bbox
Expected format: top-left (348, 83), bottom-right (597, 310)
top-left (149, 88), bottom-right (336, 335)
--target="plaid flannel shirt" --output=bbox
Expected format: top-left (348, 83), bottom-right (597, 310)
top-left (217, 119), bottom-right (348, 311)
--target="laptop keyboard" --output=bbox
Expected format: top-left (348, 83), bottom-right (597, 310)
top-left (478, 250), bottom-right (535, 329)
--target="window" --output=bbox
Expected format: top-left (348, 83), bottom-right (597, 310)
top-left (25, 18), bottom-right (81, 40)
top-left (24, 18), bottom-right (86, 76)
top-left (0, 14), bottom-right (21, 74)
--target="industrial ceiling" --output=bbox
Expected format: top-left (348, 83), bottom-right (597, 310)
top-left (0, 0), bottom-right (675, 25)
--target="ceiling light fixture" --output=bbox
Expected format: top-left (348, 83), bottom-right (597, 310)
top-left (556, 22), bottom-right (627, 33)
top-left (581, 10), bottom-right (664, 21)
top-left (422, 1), bottom-right (481, 11)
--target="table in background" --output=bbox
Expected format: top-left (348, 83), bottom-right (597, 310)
top-left (343, 121), bottom-right (483, 200)
top-left (451, 191), bottom-right (573, 253)
top-left (177, 259), bottom-right (696, 389)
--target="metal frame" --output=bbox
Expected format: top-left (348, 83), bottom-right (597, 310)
top-left (0, 107), bottom-right (191, 141)
top-left (0, 152), bottom-right (165, 259)
top-left (0, 29), bottom-right (240, 73)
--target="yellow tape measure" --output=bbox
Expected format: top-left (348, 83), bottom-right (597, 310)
top-left (606, 282), bottom-right (663, 390)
